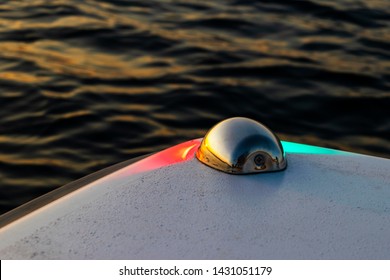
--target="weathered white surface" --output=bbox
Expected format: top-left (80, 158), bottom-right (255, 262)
top-left (0, 149), bottom-right (389, 259)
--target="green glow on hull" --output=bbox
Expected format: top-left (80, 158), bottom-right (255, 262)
top-left (281, 141), bottom-right (345, 155)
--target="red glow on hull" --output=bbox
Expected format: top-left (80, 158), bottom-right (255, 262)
top-left (121, 139), bottom-right (201, 176)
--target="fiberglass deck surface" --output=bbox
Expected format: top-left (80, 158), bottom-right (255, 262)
top-left (0, 146), bottom-right (389, 259)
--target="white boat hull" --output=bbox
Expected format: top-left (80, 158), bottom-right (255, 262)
top-left (0, 139), bottom-right (389, 259)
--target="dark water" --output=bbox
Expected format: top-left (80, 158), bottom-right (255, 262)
top-left (1, 0), bottom-right (389, 215)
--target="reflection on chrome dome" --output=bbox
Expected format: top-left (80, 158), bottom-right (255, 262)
top-left (196, 117), bottom-right (287, 174)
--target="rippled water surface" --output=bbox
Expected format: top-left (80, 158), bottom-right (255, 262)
top-left (1, 0), bottom-right (389, 214)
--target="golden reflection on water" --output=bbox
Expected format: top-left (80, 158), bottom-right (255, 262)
top-left (1, 4), bottom-right (387, 86)
top-left (0, 154), bottom-right (76, 169)
top-left (0, 71), bottom-right (50, 84)
top-left (41, 86), bottom-right (163, 99)
top-left (57, 110), bottom-right (92, 119)
top-left (116, 104), bottom-right (158, 113)
top-left (0, 135), bottom-right (56, 146)
top-left (0, 17), bottom-right (103, 32)
top-left (0, 41), bottom-right (185, 79)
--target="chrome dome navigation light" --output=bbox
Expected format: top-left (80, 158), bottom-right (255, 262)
top-left (196, 117), bottom-right (287, 174)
